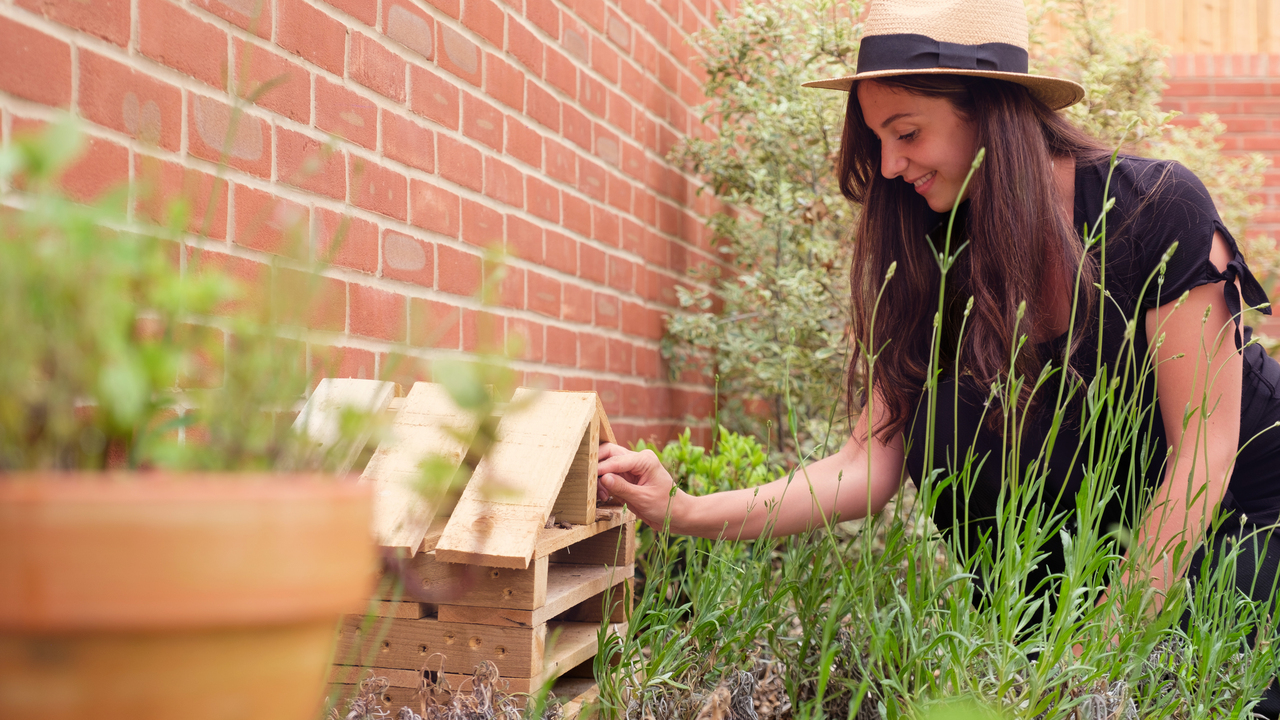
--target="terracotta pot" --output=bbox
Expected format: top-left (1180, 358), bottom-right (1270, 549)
top-left (0, 474), bottom-right (375, 720)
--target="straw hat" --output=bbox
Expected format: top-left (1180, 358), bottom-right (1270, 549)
top-left (803, 0), bottom-right (1085, 110)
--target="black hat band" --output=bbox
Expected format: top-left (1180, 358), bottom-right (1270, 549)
top-left (856, 33), bottom-right (1029, 74)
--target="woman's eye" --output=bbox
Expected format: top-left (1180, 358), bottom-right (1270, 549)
top-left (897, 130), bottom-right (918, 142)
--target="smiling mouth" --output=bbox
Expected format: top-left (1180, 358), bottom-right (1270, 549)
top-left (911, 171), bottom-right (936, 188)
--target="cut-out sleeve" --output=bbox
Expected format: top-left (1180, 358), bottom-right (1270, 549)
top-left (1134, 161), bottom-right (1271, 345)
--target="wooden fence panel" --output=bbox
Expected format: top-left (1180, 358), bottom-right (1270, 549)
top-left (1035, 0), bottom-right (1280, 54)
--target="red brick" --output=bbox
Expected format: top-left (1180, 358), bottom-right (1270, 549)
top-left (569, 0), bottom-right (604, 30)
top-left (322, 0), bottom-right (377, 25)
top-left (546, 47), bottom-right (578, 98)
top-left (595, 292), bottom-right (621, 330)
top-left (380, 229), bottom-right (433, 286)
top-left (385, 0), bottom-right (435, 60)
top-left (195, 0), bottom-right (272, 38)
top-left (410, 67), bottom-right (461, 129)
top-left (591, 36), bottom-right (620, 83)
top-left (0, 16), bottom-right (71, 107)
top-left (233, 184), bottom-right (309, 256)
top-left (426, 0), bottom-right (461, 19)
top-left (508, 18), bottom-right (544, 75)
top-left (1242, 136), bottom-right (1280, 151)
top-left (438, 134), bottom-right (484, 192)
top-left (134, 156), bottom-right (228, 239)
top-left (277, 128), bottom-right (346, 200)
top-left (579, 243), bottom-right (607, 284)
top-left (188, 96), bottom-right (271, 178)
top-left (463, 0), bottom-right (505, 46)
top-left (562, 193), bottom-right (591, 237)
top-left (462, 309), bottom-right (504, 352)
top-left (581, 74), bottom-right (607, 117)
top-left (281, 265), bottom-right (346, 332)
top-left (579, 157), bottom-right (607, 202)
top-left (350, 156), bottom-right (408, 221)
top-left (527, 176), bottom-right (561, 221)
top-left (316, 78), bottom-right (378, 150)
top-left (527, 81), bottom-right (561, 131)
top-left (506, 215), bottom-right (543, 263)
top-left (1164, 80), bottom-right (1212, 97)
top-left (351, 285), bottom-right (406, 341)
top-left (507, 116), bottom-right (543, 168)
top-left (528, 271), bottom-right (562, 318)
top-left (499, 266), bottom-right (526, 309)
top-left (461, 198), bottom-right (504, 247)
top-left (18, 0), bottom-right (129, 45)
top-left (545, 230), bottom-right (576, 274)
top-left (563, 376), bottom-right (593, 392)
top-left (1215, 80), bottom-right (1268, 96)
top-left (410, 180), bottom-right (461, 237)
top-left (506, 317), bottom-right (544, 361)
top-left (1242, 100), bottom-right (1280, 115)
top-left (546, 326), bottom-right (576, 366)
top-left (79, 50), bottom-right (182, 151)
top-left (593, 207), bottom-right (620, 247)
top-left (484, 156), bottom-right (525, 208)
top-left (563, 105), bottom-right (592, 151)
top-left (622, 300), bottom-right (661, 339)
top-left (545, 138), bottom-right (577, 185)
top-left (579, 332), bottom-right (606, 371)
top-left (411, 299), bottom-right (461, 349)
top-left (192, 248), bottom-right (270, 316)
top-left (382, 111), bottom-right (436, 173)
top-left (438, 245), bottom-right (482, 296)
top-left (315, 207), bottom-right (378, 274)
top-left (608, 173), bottom-right (632, 212)
top-left (526, 0), bottom-right (559, 36)
top-left (563, 21), bottom-right (589, 62)
top-left (232, 39), bottom-right (310, 123)
top-left (623, 382), bottom-right (649, 418)
top-left (463, 94), bottom-right (505, 151)
top-left (349, 32), bottom-right (407, 102)
top-left (139, 0), bottom-right (228, 89)
top-left (312, 345), bottom-right (376, 382)
top-left (278, 0), bottom-right (347, 74)
top-left (486, 53), bottom-right (525, 111)
top-left (562, 281), bottom-right (592, 323)
top-left (438, 25), bottom-right (483, 86)
top-left (635, 346), bottom-right (662, 379)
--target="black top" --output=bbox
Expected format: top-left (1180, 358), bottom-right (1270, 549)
top-left (903, 156), bottom-right (1280, 596)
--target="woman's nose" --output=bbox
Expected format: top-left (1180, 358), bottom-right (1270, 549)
top-left (881, 146), bottom-right (907, 179)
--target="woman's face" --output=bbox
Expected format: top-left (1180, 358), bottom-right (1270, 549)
top-left (856, 80), bottom-right (979, 212)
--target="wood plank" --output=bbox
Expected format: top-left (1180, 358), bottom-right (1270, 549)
top-left (292, 379), bottom-right (398, 474)
top-left (379, 554), bottom-right (550, 609)
top-left (561, 578), bottom-right (633, 624)
top-left (435, 389), bottom-right (597, 568)
top-left (369, 600), bottom-right (432, 619)
top-left (596, 395), bottom-right (616, 444)
top-left (362, 382), bottom-right (483, 550)
top-left (560, 680), bottom-right (601, 720)
top-left (549, 524), bottom-right (635, 567)
top-left (329, 665), bottom-right (423, 688)
top-left (551, 415), bottom-right (599, 525)
top-left (325, 683), bottom-right (423, 712)
top-left (436, 564), bottom-right (634, 627)
top-left (335, 614), bottom-right (549, 677)
top-left (534, 507), bottom-right (635, 559)
top-left (439, 622), bottom-right (625, 691)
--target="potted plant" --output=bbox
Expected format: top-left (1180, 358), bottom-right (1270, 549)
top-left (0, 122), bottom-right (377, 720)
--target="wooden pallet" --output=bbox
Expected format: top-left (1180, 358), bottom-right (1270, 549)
top-left (297, 381), bottom-right (634, 711)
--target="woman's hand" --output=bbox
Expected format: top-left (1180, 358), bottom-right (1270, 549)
top-left (596, 443), bottom-right (686, 530)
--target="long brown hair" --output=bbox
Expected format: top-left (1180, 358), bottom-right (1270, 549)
top-left (841, 75), bottom-right (1110, 441)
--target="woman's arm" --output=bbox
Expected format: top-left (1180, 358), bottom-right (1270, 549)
top-left (1126, 230), bottom-right (1243, 611)
top-left (596, 392), bottom-right (907, 540)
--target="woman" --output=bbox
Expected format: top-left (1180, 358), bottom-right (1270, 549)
top-left (597, 0), bottom-right (1280, 713)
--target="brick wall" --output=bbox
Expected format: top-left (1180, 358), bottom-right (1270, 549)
top-left (1163, 53), bottom-right (1280, 248)
top-left (0, 0), bottom-right (732, 445)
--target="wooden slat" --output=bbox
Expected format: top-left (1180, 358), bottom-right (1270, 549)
top-left (439, 622), bottom-right (624, 691)
top-left (362, 382), bottom-right (482, 550)
top-left (436, 564), bottom-right (633, 627)
top-left (292, 379), bottom-right (398, 474)
top-left (325, 683), bottom-right (423, 712)
top-left (561, 578), bottom-right (632, 624)
top-left (552, 414), bottom-right (599, 525)
top-left (369, 600), bottom-right (432, 619)
top-left (549, 524), bottom-right (636, 567)
top-left (596, 395), bottom-right (616, 444)
top-left (335, 614), bottom-right (548, 677)
top-left (435, 389), bottom-right (597, 568)
top-left (534, 507), bottom-right (635, 560)
top-left (379, 554), bottom-right (551, 609)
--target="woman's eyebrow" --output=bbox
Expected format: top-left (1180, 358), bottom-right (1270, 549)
top-left (880, 112), bottom-right (917, 129)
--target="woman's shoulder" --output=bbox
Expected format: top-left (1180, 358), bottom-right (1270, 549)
top-left (1079, 154), bottom-right (1215, 214)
